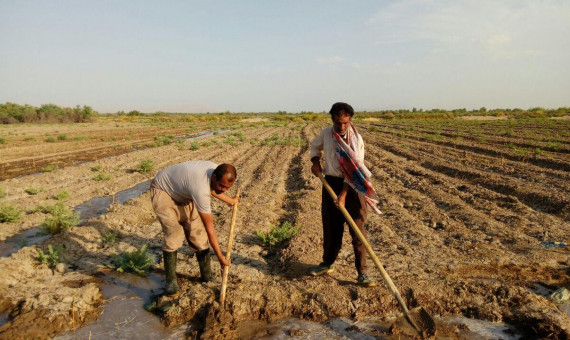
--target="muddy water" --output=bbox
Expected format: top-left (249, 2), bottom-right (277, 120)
top-left (56, 272), bottom-right (186, 340)
top-left (73, 180), bottom-right (152, 221)
top-left (238, 315), bottom-right (523, 339)
top-left (185, 129), bottom-right (230, 141)
top-left (0, 227), bottom-right (49, 257)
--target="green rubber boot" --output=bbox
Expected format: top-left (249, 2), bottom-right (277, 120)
top-left (196, 249), bottom-right (217, 283)
top-left (163, 250), bottom-right (180, 296)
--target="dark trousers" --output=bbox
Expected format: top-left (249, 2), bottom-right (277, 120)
top-left (321, 175), bottom-right (368, 275)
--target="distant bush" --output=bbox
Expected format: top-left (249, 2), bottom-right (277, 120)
top-left (0, 137), bottom-right (6, 144)
top-left (137, 159), bottom-right (155, 173)
top-left (41, 203), bottom-right (80, 234)
top-left (37, 244), bottom-right (64, 269)
top-left (0, 102), bottom-right (97, 124)
top-left (112, 245), bottom-right (155, 276)
top-left (57, 134), bottom-right (68, 141)
top-left (45, 137), bottom-right (56, 143)
top-left (91, 164), bottom-right (102, 172)
top-left (0, 204), bottom-right (24, 223)
top-left (256, 221), bottom-right (300, 250)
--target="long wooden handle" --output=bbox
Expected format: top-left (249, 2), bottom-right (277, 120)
top-left (220, 187), bottom-right (241, 306)
top-left (318, 173), bottom-right (421, 332)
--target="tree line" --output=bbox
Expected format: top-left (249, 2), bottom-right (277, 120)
top-left (0, 103), bottom-right (98, 124)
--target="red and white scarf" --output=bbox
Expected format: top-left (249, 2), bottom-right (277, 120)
top-left (332, 123), bottom-right (382, 215)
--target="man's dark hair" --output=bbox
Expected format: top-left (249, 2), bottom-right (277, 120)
top-left (329, 102), bottom-right (354, 118)
top-left (213, 163), bottom-right (237, 182)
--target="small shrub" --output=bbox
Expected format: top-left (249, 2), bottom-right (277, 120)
top-left (256, 221), bottom-right (300, 250)
top-left (0, 204), bottom-right (24, 223)
top-left (33, 202), bottom-right (57, 214)
top-left (137, 159), bottom-right (155, 173)
top-left (24, 137), bottom-right (37, 141)
top-left (45, 137), bottom-right (56, 143)
top-left (41, 164), bottom-right (59, 172)
top-left (93, 172), bottom-right (112, 181)
top-left (73, 136), bottom-right (88, 141)
top-left (57, 134), bottom-right (68, 141)
top-left (25, 187), bottom-right (40, 195)
top-left (112, 245), bottom-right (155, 276)
top-left (37, 244), bottom-right (64, 269)
top-left (41, 203), bottom-right (80, 234)
top-left (91, 164), bottom-right (102, 172)
top-left (55, 189), bottom-right (70, 201)
top-left (0, 137), bottom-right (6, 144)
top-left (189, 141), bottom-right (200, 150)
top-left (102, 232), bottom-right (117, 245)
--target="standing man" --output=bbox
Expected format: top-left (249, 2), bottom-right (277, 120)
top-left (309, 102), bottom-right (381, 287)
top-left (151, 160), bottom-right (238, 296)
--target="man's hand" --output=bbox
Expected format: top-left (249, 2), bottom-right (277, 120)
top-left (336, 193), bottom-right (346, 207)
top-left (311, 158), bottom-right (322, 177)
top-left (336, 183), bottom-right (349, 208)
top-left (218, 255), bottom-right (231, 268)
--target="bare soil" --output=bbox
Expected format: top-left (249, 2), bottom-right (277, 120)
top-left (0, 117), bottom-right (568, 339)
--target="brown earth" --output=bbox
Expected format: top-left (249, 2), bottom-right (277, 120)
top-left (0, 118), bottom-right (568, 339)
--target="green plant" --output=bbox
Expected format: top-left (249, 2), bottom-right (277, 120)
top-left (57, 134), bottom-right (68, 141)
top-left (91, 164), bottom-right (102, 172)
top-left (137, 159), bottom-right (155, 173)
top-left (45, 136), bottom-right (56, 143)
top-left (37, 244), bottom-right (64, 269)
top-left (24, 137), bottom-right (37, 141)
top-left (73, 136), bottom-right (88, 141)
top-left (93, 172), bottom-right (112, 181)
top-left (256, 221), bottom-right (300, 250)
top-left (41, 203), bottom-right (80, 234)
top-left (189, 141), bottom-right (200, 150)
top-left (0, 204), bottom-right (24, 223)
top-left (0, 137), bottom-right (6, 144)
top-left (102, 232), bottom-right (117, 245)
top-left (41, 164), bottom-right (59, 172)
top-left (55, 189), bottom-right (70, 201)
top-left (112, 245), bottom-right (155, 276)
top-left (25, 187), bottom-right (40, 195)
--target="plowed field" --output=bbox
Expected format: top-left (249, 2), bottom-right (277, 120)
top-left (0, 117), bottom-right (568, 339)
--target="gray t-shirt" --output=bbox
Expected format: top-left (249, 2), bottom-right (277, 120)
top-left (153, 160), bottom-right (218, 213)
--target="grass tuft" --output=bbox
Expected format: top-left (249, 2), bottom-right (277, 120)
top-left (112, 245), bottom-right (155, 276)
top-left (0, 204), bottom-right (24, 223)
top-left (136, 159), bottom-right (155, 173)
top-left (41, 203), bottom-right (80, 234)
top-left (37, 244), bottom-right (64, 269)
top-left (256, 221), bottom-right (300, 250)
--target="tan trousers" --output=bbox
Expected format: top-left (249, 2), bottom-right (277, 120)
top-left (150, 184), bottom-right (210, 252)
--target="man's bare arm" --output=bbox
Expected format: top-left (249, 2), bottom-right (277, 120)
top-left (198, 211), bottom-right (230, 267)
top-left (211, 191), bottom-right (238, 206)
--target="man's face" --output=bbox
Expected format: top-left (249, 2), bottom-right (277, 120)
top-left (212, 174), bottom-right (234, 194)
top-left (332, 112), bottom-right (351, 135)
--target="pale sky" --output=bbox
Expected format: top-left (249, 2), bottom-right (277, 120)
top-left (1, 1), bottom-right (569, 113)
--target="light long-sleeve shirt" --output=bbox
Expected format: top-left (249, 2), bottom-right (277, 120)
top-left (310, 126), bottom-right (365, 178)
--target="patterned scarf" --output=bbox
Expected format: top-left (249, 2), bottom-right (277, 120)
top-left (332, 123), bottom-right (382, 215)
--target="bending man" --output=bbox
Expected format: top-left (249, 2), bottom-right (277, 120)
top-left (151, 161), bottom-right (238, 295)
